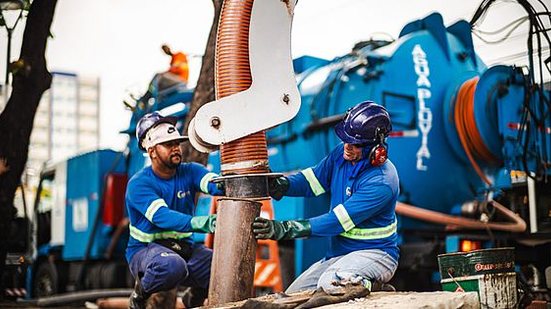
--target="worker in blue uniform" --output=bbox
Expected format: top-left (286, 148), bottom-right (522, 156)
top-left (126, 111), bottom-right (222, 309)
top-left (253, 101), bottom-right (399, 293)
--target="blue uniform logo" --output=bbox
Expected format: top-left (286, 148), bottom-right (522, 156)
top-left (177, 190), bottom-right (190, 199)
top-left (345, 187), bottom-right (352, 196)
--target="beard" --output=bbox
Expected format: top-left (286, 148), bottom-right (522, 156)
top-left (161, 153), bottom-right (182, 169)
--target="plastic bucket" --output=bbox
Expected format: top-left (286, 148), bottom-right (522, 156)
top-left (438, 247), bottom-right (517, 308)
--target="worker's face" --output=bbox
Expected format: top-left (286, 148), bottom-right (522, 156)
top-left (343, 143), bottom-right (363, 162)
top-left (150, 140), bottom-right (183, 169)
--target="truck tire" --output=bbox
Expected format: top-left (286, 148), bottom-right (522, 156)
top-left (33, 261), bottom-right (58, 297)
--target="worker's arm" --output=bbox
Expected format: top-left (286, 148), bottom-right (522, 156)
top-left (189, 162), bottom-right (224, 196)
top-left (254, 182), bottom-right (394, 240)
top-left (127, 179), bottom-right (216, 233)
top-left (309, 182), bottom-right (393, 236)
top-left (272, 150), bottom-right (336, 200)
top-left (288, 154), bottom-right (334, 197)
top-left (153, 206), bottom-right (216, 233)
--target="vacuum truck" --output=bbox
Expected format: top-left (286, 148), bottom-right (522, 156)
top-left (3, 2), bottom-right (550, 302)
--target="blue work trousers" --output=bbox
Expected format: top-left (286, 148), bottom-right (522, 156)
top-left (286, 249), bottom-right (397, 293)
top-left (129, 242), bottom-right (212, 294)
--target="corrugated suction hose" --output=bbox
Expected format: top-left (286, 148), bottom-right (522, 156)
top-left (216, 0), bottom-right (269, 175)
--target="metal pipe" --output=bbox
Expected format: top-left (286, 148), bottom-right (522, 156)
top-left (208, 0), bottom-right (270, 304)
top-left (527, 172), bottom-right (538, 233)
top-left (6, 29), bottom-right (11, 85)
top-left (208, 198), bottom-right (261, 304)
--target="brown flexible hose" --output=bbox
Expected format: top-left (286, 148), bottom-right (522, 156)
top-left (396, 201), bottom-right (526, 232)
top-left (216, 0), bottom-right (269, 175)
top-left (454, 77), bottom-right (501, 185)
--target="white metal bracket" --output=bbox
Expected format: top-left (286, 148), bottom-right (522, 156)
top-left (190, 0), bottom-right (300, 150)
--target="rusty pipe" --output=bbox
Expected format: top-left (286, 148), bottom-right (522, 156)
top-left (396, 200), bottom-right (527, 233)
top-left (208, 198), bottom-right (261, 303)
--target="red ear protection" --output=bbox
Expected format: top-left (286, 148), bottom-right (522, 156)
top-left (369, 128), bottom-right (388, 166)
top-left (369, 143), bottom-right (388, 166)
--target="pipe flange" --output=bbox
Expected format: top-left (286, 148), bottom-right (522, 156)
top-left (211, 173), bottom-right (283, 198)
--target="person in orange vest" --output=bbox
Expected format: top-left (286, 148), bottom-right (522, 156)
top-left (137, 45), bottom-right (189, 106)
top-left (161, 44), bottom-right (189, 84)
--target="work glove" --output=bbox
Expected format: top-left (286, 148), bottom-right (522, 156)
top-left (252, 217), bottom-right (311, 240)
top-left (268, 176), bottom-right (289, 201)
top-left (190, 215), bottom-right (217, 233)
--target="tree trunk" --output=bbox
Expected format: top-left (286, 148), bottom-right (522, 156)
top-left (181, 0), bottom-right (223, 165)
top-left (0, 0), bottom-right (58, 287)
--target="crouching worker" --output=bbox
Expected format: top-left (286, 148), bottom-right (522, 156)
top-left (126, 112), bottom-right (223, 309)
top-left (253, 101), bottom-right (399, 294)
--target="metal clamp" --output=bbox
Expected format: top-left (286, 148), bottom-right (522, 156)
top-left (211, 173), bottom-right (283, 198)
top-left (189, 0), bottom-right (300, 152)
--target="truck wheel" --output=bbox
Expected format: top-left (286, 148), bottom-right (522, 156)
top-left (33, 262), bottom-right (58, 297)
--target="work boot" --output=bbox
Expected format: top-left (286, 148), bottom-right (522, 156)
top-left (129, 279), bottom-right (150, 309)
top-left (371, 281), bottom-right (396, 292)
top-left (181, 286), bottom-right (208, 308)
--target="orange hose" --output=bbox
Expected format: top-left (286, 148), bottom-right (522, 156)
top-left (454, 77), bottom-right (500, 186)
top-left (216, 0), bottom-right (269, 175)
top-left (396, 201), bottom-right (526, 232)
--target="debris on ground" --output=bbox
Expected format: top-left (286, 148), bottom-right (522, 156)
top-left (207, 290), bottom-right (479, 309)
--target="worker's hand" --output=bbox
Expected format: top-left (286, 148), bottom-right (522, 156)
top-left (252, 217), bottom-right (311, 240)
top-left (252, 217), bottom-right (283, 240)
top-left (215, 181), bottom-right (226, 196)
top-left (190, 215), bottom-right (217, 233)
top-left (268, 176), bottom-right (289, 201)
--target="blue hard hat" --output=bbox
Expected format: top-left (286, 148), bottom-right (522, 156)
top-left (136, 111), bottom-right (178, 150)
top-left (334, 101), bottom-right (392, 145)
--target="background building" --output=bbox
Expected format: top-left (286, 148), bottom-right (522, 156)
top-left (26, 71), bottom-right (101, 176)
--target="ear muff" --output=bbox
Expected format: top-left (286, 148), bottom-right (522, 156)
top-left (369, 143), bottom-right (388, 166)
top-left (369, 128), bottom-right (388, 166)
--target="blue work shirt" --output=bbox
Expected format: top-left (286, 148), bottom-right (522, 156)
top-left (125, 162), bottom-right (221, 262)
top-left (287, 143), bottom-right (400, 262)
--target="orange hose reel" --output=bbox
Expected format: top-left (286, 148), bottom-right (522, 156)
top-left (453, 77), bottom-right (501, 186)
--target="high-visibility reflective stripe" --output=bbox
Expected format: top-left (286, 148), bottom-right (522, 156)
top-left (333, 204), bottom-right (355, 231)
top-left (145, 199), bottom-right (167, 222)
top-left (129, 224), bottom-right (192, 243)
top-left (340, 220), bottom-right (397, 240)
top-left (301, 168), bottom-right (325, 196)
top-left (200, 172), bottom-right (217, 194)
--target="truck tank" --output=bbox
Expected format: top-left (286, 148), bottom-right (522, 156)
top-left (267, 12), bottom-right (548, 226)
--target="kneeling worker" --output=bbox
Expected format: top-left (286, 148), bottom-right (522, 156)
top-left (126, 112), bottom-right (222, 309)
top-left (253, 101), bottom-right (399, 293)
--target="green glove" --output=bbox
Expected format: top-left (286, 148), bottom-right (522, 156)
top-left (252, 217), bottom-right (311, 240)
top-left (190, 215), bottom-right (217, 233)
top-left (268, 176), bottom-right (289, 201)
